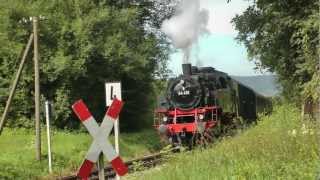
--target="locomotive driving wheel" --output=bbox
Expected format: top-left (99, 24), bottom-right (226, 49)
top-left (191, 129), bottom-right (214, 149)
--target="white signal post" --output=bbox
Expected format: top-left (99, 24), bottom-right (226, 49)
top-left (45, 101), bottom-right (52, 173)
top-left (105, 82), bottom-right (121, 180)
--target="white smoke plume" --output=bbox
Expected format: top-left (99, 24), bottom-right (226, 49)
top-left (161, 0), bottom-right (209, 64)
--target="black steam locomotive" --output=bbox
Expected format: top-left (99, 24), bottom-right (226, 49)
top-left (154, 64), bottom-right (271, 147)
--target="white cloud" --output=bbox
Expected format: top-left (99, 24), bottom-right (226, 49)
top-left (200, 0), bottom-right (251, 35)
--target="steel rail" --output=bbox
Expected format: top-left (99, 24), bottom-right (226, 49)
top-left (58, 148), bottom-right (177, 180)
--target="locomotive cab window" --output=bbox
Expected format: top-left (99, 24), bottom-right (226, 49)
top-left (219, 77), bottom-right (227, 89)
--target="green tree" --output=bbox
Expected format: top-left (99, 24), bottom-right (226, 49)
top-left (232, 0), bottom-right (319, 103)
top-left (0, 0), bottom-right (174, 130)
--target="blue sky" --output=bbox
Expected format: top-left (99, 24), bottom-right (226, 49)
top-left (168, 0), bottom-right (266, 76)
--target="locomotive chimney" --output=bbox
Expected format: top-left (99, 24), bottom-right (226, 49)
top-left (182, 63), bottom-right (192, 76)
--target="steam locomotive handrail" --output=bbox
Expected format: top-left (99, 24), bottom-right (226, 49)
top-left (167, 106), bottom-right (219, 116)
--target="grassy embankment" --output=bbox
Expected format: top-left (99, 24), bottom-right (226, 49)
top-left (128, 104), bottom-right (319, 179)
top-left (0, 128), bottom-right (161, 179)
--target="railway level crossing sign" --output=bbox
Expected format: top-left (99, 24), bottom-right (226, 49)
top-left (105, 82), bottom-right (121, 106)
top-left (72, 98), bottom-right (128, 179)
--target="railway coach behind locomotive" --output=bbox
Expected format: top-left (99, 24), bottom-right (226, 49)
top-left (154, 63), bottom-right (271, 148)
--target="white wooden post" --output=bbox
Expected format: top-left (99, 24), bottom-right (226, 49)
top-left (45, 100), bottom-right (52, 173)
top-left (105, 82), bottom-right (121, 180)
top-left (97, 153), bottom-right (105, 180)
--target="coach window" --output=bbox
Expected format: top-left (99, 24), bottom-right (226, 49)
top-left (219, 77), bottom-right (227, 89)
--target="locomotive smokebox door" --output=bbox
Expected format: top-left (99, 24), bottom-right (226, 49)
top-left (167, 77), bottom-right (202, 110)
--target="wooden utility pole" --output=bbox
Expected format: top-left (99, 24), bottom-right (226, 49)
top-left (0, 33), bottom-right (34, 135)
top-left (33, 16), bottom-right (41, 161)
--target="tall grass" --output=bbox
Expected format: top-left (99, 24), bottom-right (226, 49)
top-left (0, 129), bottom-right (160, 179)
top-left (128, 104), bottom-right (319, 179)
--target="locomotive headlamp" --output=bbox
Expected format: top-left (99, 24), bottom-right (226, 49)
top-left (199, 114), bottom-right (204, 120)
top-left (163, 116), bottom-right (168, 122)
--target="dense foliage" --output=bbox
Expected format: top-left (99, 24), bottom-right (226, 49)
top-left (0, 0), bottom-right (174, 130)
top-left (232, 0), bottom-right (319, 103)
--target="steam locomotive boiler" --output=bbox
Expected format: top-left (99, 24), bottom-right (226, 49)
top-left (154, 63), bottom-right (271, 148)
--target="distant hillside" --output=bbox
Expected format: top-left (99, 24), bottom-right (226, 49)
top-left (231, 75), bottom-right (281, 97)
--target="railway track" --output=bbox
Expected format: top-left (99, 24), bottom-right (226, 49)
top-left (58, 148), bottom-right (177, 180)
